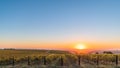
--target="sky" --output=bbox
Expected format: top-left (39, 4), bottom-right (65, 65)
top-left (0, 0), bottom-right (120, 50)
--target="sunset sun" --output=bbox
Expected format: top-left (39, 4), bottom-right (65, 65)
top-left (75, 44), bottom-right (86, 50)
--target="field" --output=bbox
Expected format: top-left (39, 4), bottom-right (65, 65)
top-left (0, 49), bottom-right (120, 68)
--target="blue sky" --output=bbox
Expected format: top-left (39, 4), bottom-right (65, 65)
top-left (0, 0), bottom-right (120, 49)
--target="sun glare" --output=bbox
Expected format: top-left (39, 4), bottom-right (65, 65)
top-left (75, 44), bottom-right (86, 50)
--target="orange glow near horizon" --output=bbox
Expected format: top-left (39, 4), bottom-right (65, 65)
top-left (1, 41), bottom-right (120, 51)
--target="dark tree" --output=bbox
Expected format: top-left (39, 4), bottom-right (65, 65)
top-left (103, 51), bottom-right (113, 54)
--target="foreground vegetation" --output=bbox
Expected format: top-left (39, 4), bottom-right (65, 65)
top-left (0, 49), bottom-right (120, 68)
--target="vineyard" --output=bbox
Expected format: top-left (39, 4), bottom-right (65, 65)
top-left (0, 49), bottom-right (120, 68)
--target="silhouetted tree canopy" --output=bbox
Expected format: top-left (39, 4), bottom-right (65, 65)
top-left (103, 51), bottom-right (113, 54)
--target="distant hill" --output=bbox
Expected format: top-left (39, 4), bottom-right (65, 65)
top-left (69, 49), bottom-right (94, 54)
top-left (0, 49), bottom-right (71, 55)
top-left (89, 49), bottom-right (120, 54)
